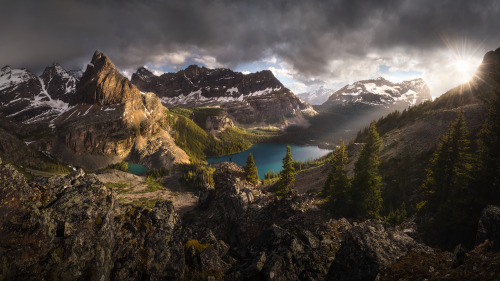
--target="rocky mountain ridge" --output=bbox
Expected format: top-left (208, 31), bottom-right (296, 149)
top-left (131, 65), bottom-right (316, 124)
top-left (324, 77), bottom-right (431, 106)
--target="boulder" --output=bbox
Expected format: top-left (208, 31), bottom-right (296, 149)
top-left (326, 219), bottom-right (431, 281)
top-left (476, 205), bottom-right (500, 250)
top-left (198, 183), bottom-right (215, 210)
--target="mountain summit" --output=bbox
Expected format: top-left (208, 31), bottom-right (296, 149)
top-left (131, 65), bottom-right (315, 124)
top-left (75, 51), bottom-right (142, 105)
top-left (324, 77), bottom-right (431, 106)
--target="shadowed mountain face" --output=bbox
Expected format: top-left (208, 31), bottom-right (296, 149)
top-left (131, 66), bottom-right (315, 124)
top-left (0, 64), bottom-right (77, 125)
top-left (324, 77), bottom-right (431, 106)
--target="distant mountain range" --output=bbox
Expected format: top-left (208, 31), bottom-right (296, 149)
top-left (299, 77), bottom-right (431, 107)
top-left (297, 86), bottom-right (334, 105)
top-left (324, 77), bottom-right (431, 106)
top-left (131, 66), bottom-right (315, 124)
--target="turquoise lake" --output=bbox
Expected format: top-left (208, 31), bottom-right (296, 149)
top-left (127, 163), bottom-right (148, 175)
top-left (207, 144), bottom-right (332, 179)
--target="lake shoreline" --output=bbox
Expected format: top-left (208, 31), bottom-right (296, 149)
top-left (207, 143), bottom-right (331, 179)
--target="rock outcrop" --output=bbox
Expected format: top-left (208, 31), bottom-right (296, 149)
top-left (0, 163), bottom-right (184, 281)
top-left (205, 111), bottom-right (234, 134)
top-left (326, 219), bottom-right (431, 281)
top-left (184, 163), bottom-right (343, 280)
top-left (376, 206), bottom-right (500, 280)
top-left (131, 66), bottom-right (315, 124)
top-left (476, 205), bottom-right (500, 250)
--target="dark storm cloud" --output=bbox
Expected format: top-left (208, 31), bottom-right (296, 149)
top-left (1, 0), bottom-right (499, 77)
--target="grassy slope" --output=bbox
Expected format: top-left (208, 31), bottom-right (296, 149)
top-left (167, 108), bottom-right (277, 162)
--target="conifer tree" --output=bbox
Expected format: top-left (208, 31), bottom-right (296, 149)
top-left (276, 145), bottom-right (295, 195)
top-left (476, 89), bottom-right (500, 204)
top-left (420, 112), bottom-right (472, 212)
top-left (244, 153), bottom-right (259, 185)
top-left (323, 139), bottom-right (351, 216)
top-left (351, 121), bottom-right (383, 218)
top-left (418, 112), bottom-right (474, 248)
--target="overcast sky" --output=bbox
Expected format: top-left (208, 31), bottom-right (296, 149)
top-left (2, 0), bottom-right (499, 97)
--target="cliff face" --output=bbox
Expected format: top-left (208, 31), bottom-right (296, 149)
top-left (0, 51), bottom-right (190, 171)
top-left (131, 65), bottom-right (315, 124)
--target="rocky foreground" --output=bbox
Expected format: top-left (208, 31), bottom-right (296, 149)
top-left (1, 160), bottom-right (499, 280)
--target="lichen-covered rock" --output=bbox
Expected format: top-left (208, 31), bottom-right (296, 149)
top-left (326, 219), bottom-right (431, 281)
top-left (0, 164), bottom-right (184, 281)
top-left (476, 205), bottom-right (500, 250)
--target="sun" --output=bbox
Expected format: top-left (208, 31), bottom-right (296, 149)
top-left (453, 57), bottom-right (477, 79)
top-left (441, 35), bottom-right (483, 83)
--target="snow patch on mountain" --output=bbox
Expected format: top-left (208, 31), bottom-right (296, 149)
top-left (0, 67), bottom-right (34, 90)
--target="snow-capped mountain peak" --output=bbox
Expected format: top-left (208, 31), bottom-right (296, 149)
top-left (298, 86), bottom-right (335, 105)
top-left (324, 77), bottom-right (431, 106)
top-left (0, 64), bottom-right (77, 126)
top-left (0, 66), bottom-right (35, 91)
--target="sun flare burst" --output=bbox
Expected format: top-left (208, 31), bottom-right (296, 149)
top-left (441, 36), bottom-right (484, 84)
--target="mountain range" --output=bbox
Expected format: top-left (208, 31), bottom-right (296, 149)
top-left (131, 65), bottom-right (316, 124)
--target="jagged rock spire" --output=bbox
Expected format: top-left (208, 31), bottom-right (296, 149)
top-left (73, 51), bottom-right (141, 105)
